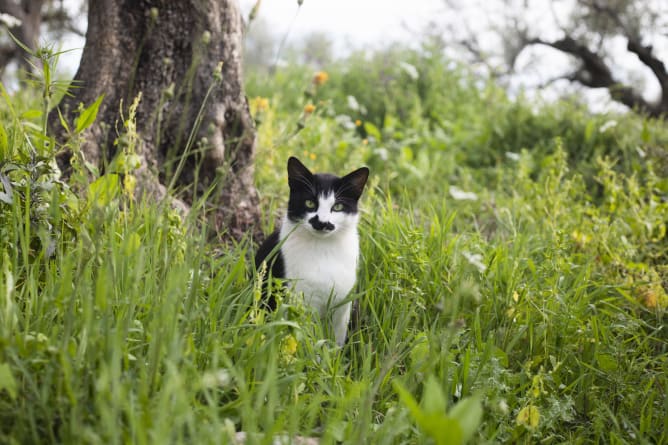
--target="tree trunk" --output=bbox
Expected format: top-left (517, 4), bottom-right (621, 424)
top-left (50, 0), bottom-right (259, 241)
top-left (0, 0), bottom-right (45, 74)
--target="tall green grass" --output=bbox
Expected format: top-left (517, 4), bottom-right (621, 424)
top-left (0, 44), bottom-right (666, 444)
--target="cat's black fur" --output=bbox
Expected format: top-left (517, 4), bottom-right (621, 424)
top-left (254, 157), bottom-right (369, 327)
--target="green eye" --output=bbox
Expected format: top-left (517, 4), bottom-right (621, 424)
top-left (305, 199), bottom-right (316, 209)
top-left (332, 203), bottom-right (344, 212)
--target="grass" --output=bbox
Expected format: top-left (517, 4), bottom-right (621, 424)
top-left (0, 44), bottom-right (667, 444)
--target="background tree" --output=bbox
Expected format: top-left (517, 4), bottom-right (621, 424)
top-left (49, 0), bottom-right (259, 240)
top-left (439, 0), bottom-right (668, 118)
top-left (0, 0), bottom-right (85, 75)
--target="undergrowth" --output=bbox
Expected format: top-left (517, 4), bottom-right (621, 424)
top-left (0, 44), bottom-right (666, 444)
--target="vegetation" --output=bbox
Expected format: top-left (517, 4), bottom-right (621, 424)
top-left (1, 42), bottom-right (667, 444)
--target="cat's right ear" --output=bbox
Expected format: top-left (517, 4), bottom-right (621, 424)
top-left (287, 157), bottom-right (313, 184)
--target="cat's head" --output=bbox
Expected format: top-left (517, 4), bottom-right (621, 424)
top-left (286, 156), bottom-right (369, 237)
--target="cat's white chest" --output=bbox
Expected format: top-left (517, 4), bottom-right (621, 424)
top-left (280, 223), bottom-right (359, 315)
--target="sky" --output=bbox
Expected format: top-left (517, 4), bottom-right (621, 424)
top-left (239, 0), bottom-right (445, 51)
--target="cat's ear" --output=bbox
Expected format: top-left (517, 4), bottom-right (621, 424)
top-left (287, 157), bottom-right (313, 188)
top-left (287, 156), bottom-right (312, 178)
top-left (341, 166), bottom-right (369, 199)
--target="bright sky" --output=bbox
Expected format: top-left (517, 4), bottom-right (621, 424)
top-left (239, 0), bottom-right (445, 50)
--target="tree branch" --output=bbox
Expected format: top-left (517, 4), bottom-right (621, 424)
top-left (626, 39), bottom-right (668, 89)
top-left (526, 35), bottom-right (664, 117)
top-left (529, 36), bottom-right (615, 87)
top-left (42, 6), bottom-right (86, 37)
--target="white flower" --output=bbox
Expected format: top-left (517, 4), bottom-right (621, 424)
top-left (505, 151), bottom-right (520, 161)
top-left (201, 368), bottom-right (233, 389)
top-left (0, 13), bottom-right (22, 28)
top-left (599, 120), bottom-right (617, 133)
top-left (335, 114), bottom-right (356, 130)
top-left (462, 251), bottom-right (486, 272)
top-left (347, 95), bottom-right (360, 111)
top-left (399, 61), bottom-right (419, 80)
top-left (449, 186), bottom-right (478, 201)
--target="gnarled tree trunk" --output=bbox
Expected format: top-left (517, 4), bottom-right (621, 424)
top-left (50, 0), bottom-right (259, 240)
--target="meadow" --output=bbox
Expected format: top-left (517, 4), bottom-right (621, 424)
top-left (0, 43), bottom-right (667, 444)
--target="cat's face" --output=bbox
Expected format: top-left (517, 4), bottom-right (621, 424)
top-left (286, 157), bottom-right (369, 237)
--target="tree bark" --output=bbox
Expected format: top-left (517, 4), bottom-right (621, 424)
top-left (50, 0), bottom-right (259, 241)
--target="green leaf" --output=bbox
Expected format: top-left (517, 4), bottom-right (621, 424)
top-left (516, 405), bottom-right (540, 429)
top-left (0, 363), bottom-right (17, 400)
top-left (423, 413), bottom-right (462, 445)
top-left (393, 379), bottom-right (422, 420)
top-left (584, 120), bottom-right (595, 143)
top-left (364, 121), bottom-right (381, 141)
top-left (0, 173), bottom-right (13, 204)
top-left (448, 395), bottom-right (483, 444)
top-left (57, 107), bottom-right (70, 134)
top-left (394, 378), bottom-right (467, 445)
top-left (21, 109), bottom-right (43, 121)
top-left (422, 375), bottom-right (446, 415)
top-left (88, 173), bottom-right (120, 207)
top-left (0, 121), bottom-right (8, 159)
top-left (640, 121), bottom-right (651, 144)
top-left (75, 95), bottom-right (105, 134)
top-left (595, 353), bottom-right (618, 372)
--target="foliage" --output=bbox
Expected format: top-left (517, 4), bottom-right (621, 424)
top-left (0, 43), bottom-right (666, 444)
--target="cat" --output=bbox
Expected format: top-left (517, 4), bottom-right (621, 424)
top-left (255, 156), bottom-right (369, 346)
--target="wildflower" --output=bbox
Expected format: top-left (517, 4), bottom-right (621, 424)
top-left (303, 103), bottom-right (316, 114)
top-left (253, 96), bottom-right (269, 112)
top-left (213, 61), bottom-right (224, 82)
top-left (638, 284), bottom-right (668, 309)
top-left (355, 119), bottom-right (362, 127)
top-left (362, 139), bottom-right (368, 145)
top-left (449, 186), bottom-right (478, 201)
top-left (462, 251), bottom-right (486, 273)
top-left (201, 368), bottom-right (233, 389)
top-left (516, 405), bottom-right (540, 429)
top-left (201, 30), bottom-right (211, 45)
top-left (313, 71), bottom-right (329, 86)
top-left (280, 334), bottom-right (298, 364)
top-left (123, 174), bottom-right (137, 196)
top-left (309, 152), bottom-right (316, 161)
top-left (0, 13), bottom-right (22, 28)
top-left (571, 229), bottom-right (591, 248)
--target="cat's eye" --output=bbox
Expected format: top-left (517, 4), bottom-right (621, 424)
top-left (305, 199), bottom-right (316, 209)
top-left (332, 203), bottom-right (344, 212)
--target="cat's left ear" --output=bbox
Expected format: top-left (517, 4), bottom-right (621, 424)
top-left (341, 167), bottom-right (370, 199)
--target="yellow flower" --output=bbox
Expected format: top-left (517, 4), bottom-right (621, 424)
top-left (313, 71), bottom-right (329, 86)
top-left (303, 103), bottom-right (316, 114)
top-left (516, 405), bottom-right (540, 429)
top-left (309, 152), bottom-right (316, 161)
top-left (123, 174), bottom-right (136, 196)
top-left (638, 284), bottom-right (668, 309)
top-left (362, 139), bottom-right (368, 145)
top-left (280, 334), bottom-right (298, 364)
top-left (571, 229), bottom-right (591, 248)
top-left (252, 96), bottom-right (269, 112)
top-left (355, 119), bottom-right (362, 126)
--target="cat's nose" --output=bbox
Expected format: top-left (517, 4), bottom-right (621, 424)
top-left (309, 216), bottom-right (334, 232)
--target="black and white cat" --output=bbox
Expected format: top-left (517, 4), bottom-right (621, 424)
top-left (255, 157), bottom-right (369, 346)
